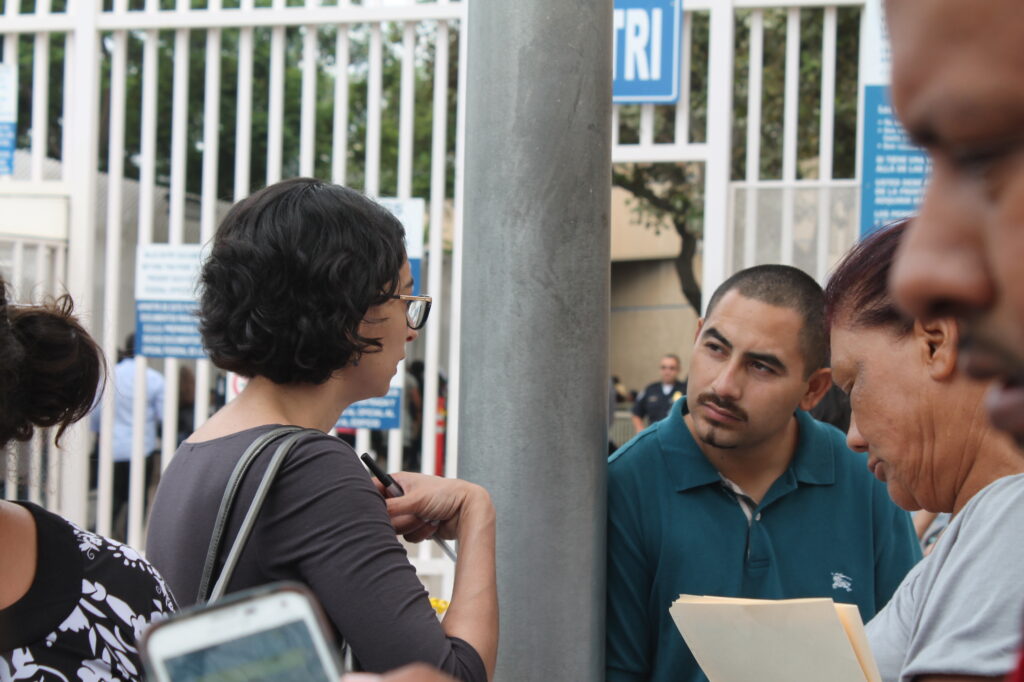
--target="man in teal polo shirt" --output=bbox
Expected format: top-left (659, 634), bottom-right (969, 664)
top-left (606, 265), bottom-right (920, 682)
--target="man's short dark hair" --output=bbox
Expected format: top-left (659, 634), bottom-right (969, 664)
top-left (199, 177), bottom-right (407, 384)
top-left (704, 264), bottom-right (826, 377)
top-left (662, 354), bottom-right (681, 366)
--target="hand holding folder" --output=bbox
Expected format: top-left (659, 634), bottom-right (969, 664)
top-left (669, 595), bottom-right (882, 682)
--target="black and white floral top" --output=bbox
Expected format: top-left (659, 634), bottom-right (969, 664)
top-left (0, 502), bottom-right (177, 681)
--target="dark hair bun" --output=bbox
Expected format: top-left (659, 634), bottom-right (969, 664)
top-left (0, 293), bottom-right (104, 446)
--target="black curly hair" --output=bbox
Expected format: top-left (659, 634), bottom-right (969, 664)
top-left (0, 278), bottom-right (105, 447)
top-left (199, 178), bottom-right (408, 384)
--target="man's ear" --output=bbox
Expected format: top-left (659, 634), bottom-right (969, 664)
top-left (799, 367), bottom-right (834, 411)
top-left (694, 318), bottom-right (704, 343)
top-left (914, 317), bottom-right (959, 381)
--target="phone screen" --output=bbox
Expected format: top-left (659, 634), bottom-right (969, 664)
top-left (161, 618), bottom-right (334, 682)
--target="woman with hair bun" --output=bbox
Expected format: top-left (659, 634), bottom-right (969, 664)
top-left (0, 282), bottom-right (177, 680)
top-left (146, 178), bottom-right (497, 680)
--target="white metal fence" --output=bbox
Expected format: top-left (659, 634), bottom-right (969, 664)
top-left (1, 0), bottom-right (465, 592)
top-left (2, 0), bottom-right (867, 594)
top-left (612, 0), bottom-right (865, 295)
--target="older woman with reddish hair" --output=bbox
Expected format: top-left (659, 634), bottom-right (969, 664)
top-left (824, 220), bottom-right (1024, 682)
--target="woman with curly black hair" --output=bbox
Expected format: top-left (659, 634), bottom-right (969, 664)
top-left (146, 178), bottom-right (497, 681)
top-left (0, 279), bottom-right (177, 680)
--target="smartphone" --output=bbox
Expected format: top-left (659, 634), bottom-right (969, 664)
top-left (141, 582), bottom-right (344, 682)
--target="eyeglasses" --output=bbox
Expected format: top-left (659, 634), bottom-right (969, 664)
top-left (390, 294), bottom-right (432, 330)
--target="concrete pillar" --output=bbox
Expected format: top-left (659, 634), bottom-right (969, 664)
top-left (459, 0), bottom-right (613, 678)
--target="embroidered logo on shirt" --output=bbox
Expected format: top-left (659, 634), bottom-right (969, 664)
top-left (831, 572), bottom-right (853, 592)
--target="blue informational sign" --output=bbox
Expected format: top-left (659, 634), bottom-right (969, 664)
top-left (135, 244), bottom-right (206, 359)
top-left (336, 386), bottom-right (402, 431)
top-left (135, 301), bottom-right (205, 358)
top-left (859, 86), bottom-right (930, 237)
top-left (613, 0), bottom-right (682, 104)
top-left (0, 64), bottom-right (16, 177)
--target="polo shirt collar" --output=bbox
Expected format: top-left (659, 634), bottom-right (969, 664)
top-left (659, 397), bottom-right (836, 493)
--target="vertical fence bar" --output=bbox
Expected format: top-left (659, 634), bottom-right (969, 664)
top-left (365, 21), bottom-right (383, 197)
top-left (131, 14), bottom-right (159, 540)
top-left (61, 33), bottom-right (72, 182)
top-left (358, 14), bottom-right (384, 454)
top-left (299, 15), bottom-right (318, 177)
top-left (4, 444), bottom-right (15, 499)
top-left (701, 1), bottom-right (734, 305)
top-left (62, 0), bottom-right (102, 525)
top-left (31, 0), bottom-right (53, 182)
top-left (29, 245), bottom-right (49, 504)
top-left (397, 21), bottom-right (415, 198)
top-left (639, 104), bottom-right (654, 147)
top-left (780, 7), bottom-right (800, 267)
top-left (422, 19), bottom-right (448, 479)
top-left (388, 20), bottom-right (416, 475)
top-left (743, 9), bottom-right (763, 269)
top-left (98, 16), bottom-right (128, 538)
top-left (235, 0), bottom-right (254, 200)
top-left (675, 11), bottom-right (692, 146)
top-left (331, 13), bottom-right (350, 186)
top-left (266, 0), bottom-right (286, 185)
top-left (817, 6), bottom-right (837, 281)
top-left (446, 9), bottom-right (467, 479)
top-left (196, 7), bottom-right (222, 435)
top-left (11, 240), bottom-right (24, 298)
top-left (29, 432), bottom-right (43, 504)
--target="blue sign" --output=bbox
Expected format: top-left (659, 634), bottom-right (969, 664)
top-left (859, 85), bottom-right (930, 237)
top-left (337, 386), bottom-right (402, 431)
top-left (613, 0), bottom-right (682, 104)
top-left (135, 300), bottom-right (205, 358)
top-left (0, 64), bottom-right (16, 177)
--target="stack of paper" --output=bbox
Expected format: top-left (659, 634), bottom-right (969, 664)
top-left (669, 595), bottom-right (881, 682)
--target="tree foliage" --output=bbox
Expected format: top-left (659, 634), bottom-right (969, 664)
top-left (15, 7), bottom-right (458, 204)
top-left (612, 7), bottom-right (861, 310)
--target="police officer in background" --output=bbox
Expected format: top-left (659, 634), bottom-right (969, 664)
top-left (631, 354), bottom-right (687, 433)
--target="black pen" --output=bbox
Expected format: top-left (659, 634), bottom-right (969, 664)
top-left (361, 453), bottom-right (457, 562)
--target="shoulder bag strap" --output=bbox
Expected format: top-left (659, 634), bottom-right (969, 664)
top-left (196, 425), bottom-right (303, 603)
top-left (208, 428), bottom-right (320, 602)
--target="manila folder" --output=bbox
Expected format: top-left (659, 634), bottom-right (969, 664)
top-left (669, 595), bottom-right (880, 682)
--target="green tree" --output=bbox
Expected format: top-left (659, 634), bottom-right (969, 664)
top-left (613, 7), bottom-right (861, 311)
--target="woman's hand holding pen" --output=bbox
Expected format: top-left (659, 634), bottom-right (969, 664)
top-left (383, 472), bottom-right (493, 544)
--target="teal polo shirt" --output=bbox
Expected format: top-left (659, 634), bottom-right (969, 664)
top-left (606, 397), bottom-right (920, 682)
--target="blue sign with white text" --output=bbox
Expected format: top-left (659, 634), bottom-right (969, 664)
top-left (337, 386), bottom-right (402, 431)
top-left (613, 0), bottom-right (682, 103)
top-left (859, 85), bottom-right (930, 237)
top-left (135, 300), bottom-right (205, 359)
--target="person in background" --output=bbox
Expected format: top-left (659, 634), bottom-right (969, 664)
top-left (89, 332), bottom-right (165, 540)
top-left (825, 221), bottom-right (1024, 682)
top-left (607, 264), bottom-right (920, 682)
top-left (631, 353), bottom-right (687, 432)
top-left (0, 279), bottom-right (176, 680)
top-left (145, 178), bottom-right (497, 680)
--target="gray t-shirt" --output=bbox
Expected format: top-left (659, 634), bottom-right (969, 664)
top-left (866, 473), bottom-right (1024, 681)
top-left (146, 425), bottom-right (485, 681)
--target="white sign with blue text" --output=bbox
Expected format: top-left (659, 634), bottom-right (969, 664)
top-left (336, 198), bottom-right (425, 432)
top-left (613, 0), bottom-right (682, 104)
top-left (135, 244), bottom-right (205, 359)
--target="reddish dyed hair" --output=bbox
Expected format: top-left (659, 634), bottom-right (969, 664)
top-left (823, 219), bottom-right (915, 336)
